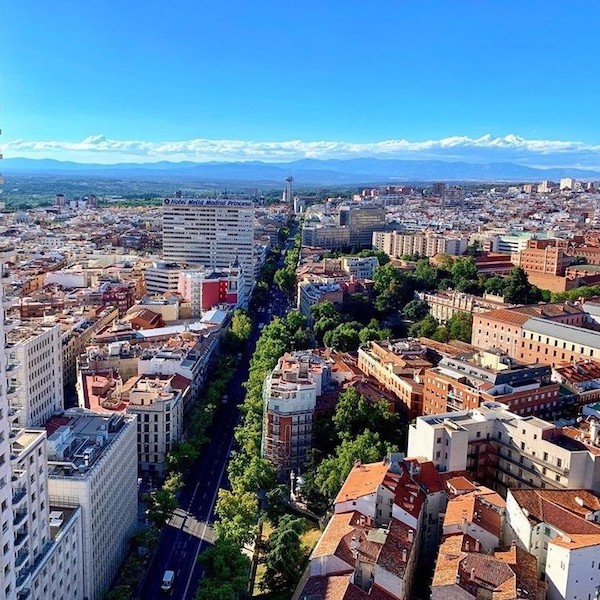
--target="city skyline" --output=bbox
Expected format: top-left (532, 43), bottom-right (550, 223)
top-left (2, 1), bottom-right (600, 166)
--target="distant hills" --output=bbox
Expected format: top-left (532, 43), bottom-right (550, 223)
top-left (3, 156), bottom-right (600, 184)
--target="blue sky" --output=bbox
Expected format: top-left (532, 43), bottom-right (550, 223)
top-left (2, 0), bottom-right (600, 165)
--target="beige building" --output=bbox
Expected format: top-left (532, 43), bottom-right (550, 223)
top-left (418, 290), bottom-right (511, 324)
top-left (372, 230), bottom-right (469, 258)
top-left (408, 401), bottom-right (600, 497)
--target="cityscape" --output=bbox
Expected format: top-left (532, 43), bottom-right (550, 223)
top-left (2, 2), bottom-right (600, 600)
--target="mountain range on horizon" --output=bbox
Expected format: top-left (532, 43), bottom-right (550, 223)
top-left (2, 156), bottom-right (600, 185)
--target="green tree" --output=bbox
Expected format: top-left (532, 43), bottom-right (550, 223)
top-left (408, 314), bottom-right (439, 338)
top-left (323, 322), bottom-right (362, 351)
top-left (314, 431), bottom-right (397, 501)
top-left (332, 388), bottom-right (399, 444)
top-left (226, 310), bottom-right (253, 349)
top-left (373, 264), bottom-right (411, 312)
top-left (412, 259), bottom-right (440, 289)
top-left (261, 515), bottom-right (307, 594)
top-left (227, 453), bottom-right (277, 495)
top-left (484, 276), bottom-right (507, 297)
top-left (451, 256), bottom-right (479, 284)
top-left (447, 312), bottom-right (473, 343)
top-left (214, 489), bottom-right (259, 547)
top-left (274, 267), bottom-right (295, 297)
top-left (503, 267), bottom-right (541, 304)
top-left (145, 487), bottom-right (178, 529)
top-left (310, 300), bottom-right (339, 322)
top-left (167, 441), bottom-right (200, 476)
top-left (195, 539), bottom-right (250, 600)
top-left (403, 299), bottom-right (430, 322)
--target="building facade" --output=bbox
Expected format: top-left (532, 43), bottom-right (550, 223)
top-left (162, 197), bottom-right (255, 298)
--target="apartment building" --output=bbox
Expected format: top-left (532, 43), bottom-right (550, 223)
top-left (340, 255), bottom-right (379, 279)
top-left (471, 302), bottom-right (588, 361)
top-left (177, 267), bottom-right (244, 315)
top-left (296, 455), bottom-right (443, 600)
top-left (422, 350), bottom-right (561, 418)
top-left (357, 339), bottom-right (432, 418)
top-left (262, 352), bottom-right (331, 474)
top-left (7, 323), bottom-right (64, 427)
top-left (296, 282), bottom-right (344, 323)
top-left (46, 411), bottom-right (138, 600)
top-left (505, 488), bottom-right (600, 600)
top-left (122, 374), bottom-right (186, 473)
top-left (144, 261), bottom-right (182, 294)
top-left (372, 230), bottom-right (469, 259)
top-left (162, 197), bottom-right (255, 298)
top-left (60, 306), bottom-right (119, 390)
top-left (408, 401), bottom-right (600, 496)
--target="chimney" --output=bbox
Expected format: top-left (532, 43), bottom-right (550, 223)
top-left (402, 548), bottom-right (407, 562)
top-left (465, 540), bottom-right (470, 551)
top-left (474, 539), bottom-right (481, 552)
top-left (408, 529), bottom-right (414, 543)
top-left (470, 568), bottom-right (476, 582)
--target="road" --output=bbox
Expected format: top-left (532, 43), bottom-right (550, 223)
top-left (138, 269), bottom-right (290, 600)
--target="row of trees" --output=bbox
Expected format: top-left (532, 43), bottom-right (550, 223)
top-left (301, 387), bottom-right (401, 513)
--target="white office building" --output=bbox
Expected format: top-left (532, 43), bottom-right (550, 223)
top-left (162, 197), bottom-right (255, 299)
top-left (47, 411), bottom-right (138, 600)
top-left (7, 323), bottom-right (64, 427)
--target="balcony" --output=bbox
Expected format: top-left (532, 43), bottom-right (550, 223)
top-left (14, 528), bottom-right (29, 551)
top-left (4, 318), bottom-right (20, 333)
top-left (15, 550), bottom-right (29, 569)
top-left (6, 382), bottom-right (21, 401)
top-left (16, 567), bottom-right (31, 593)
top-left (13, 509), bottom-right (27, 528)
top-left (12, 487), bottom-right (27, 506)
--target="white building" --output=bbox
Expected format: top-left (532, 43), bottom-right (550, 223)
top-left (144, 261), bottom-right (183, 294)
top-left (408, 401), bottom-right (600, 496)
top-left (505, 488), bottom-right (600, 600)
top-left (1, 253), bottom-right (84, 600)
top-left (162, 197), bottom-right (255, 299)
top-left (7, 323), bottom-right (63, 427)
top-left (340, 255), bottom-right (379, 279)
top-left (47, 411), bottom-right (138, 600)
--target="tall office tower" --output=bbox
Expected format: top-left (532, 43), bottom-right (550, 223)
top-left (162, 197), bottom-right (255, 301)
top-left (283, 176), bottom-right (293, 206)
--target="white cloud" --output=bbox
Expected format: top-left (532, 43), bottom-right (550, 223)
top-left (2, 133), bottom-right (600, 167)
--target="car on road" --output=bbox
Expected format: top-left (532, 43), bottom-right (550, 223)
top-left (161, 570), bottom-right (175, 593)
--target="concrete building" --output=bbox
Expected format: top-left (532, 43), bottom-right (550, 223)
top-left (408, 401), bottom-right (600, 496)
top-left (422, 350), bottom-right (561, 419)
top-left (144, 261), bottom-right (183, 294)
top-left (505, 488), bottom-right (600, 600)
top-left (177, 267), bottom-right (244, 315)
top-left (296, 281), bottom-right (344, 323)
top-left (339, 205), bottom-right (386, 248)
top-left (340, 255), bottom-right (379, 279)
top-left (372, 230), bottom-right (468, 259)
top-left (7, 323), bottom-right (64, 427)
top-left (162, 197), bottom-right (255, 298)
top-left (262, 352), bottom-right (331, 474)
top-left (122, 374), bottom-right (186, 474)
top-left (357, 339), bottom-right (431, 419)
top-left (46, 411), bottom-right (138, 600)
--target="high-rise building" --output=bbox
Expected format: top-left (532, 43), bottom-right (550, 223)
top-left (7, 323), bottom-right (64, 427)
top-left (1, 251), bottom-right (85, 600)
top-left (47, 411), bottom-right (138, 600)
top-left (162, 197), bottom-right (255, 299)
